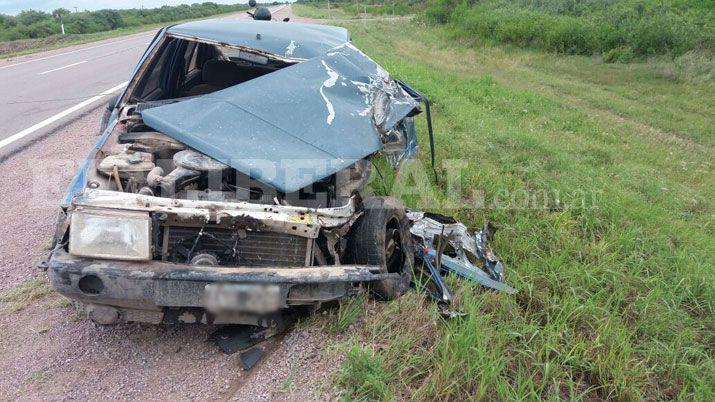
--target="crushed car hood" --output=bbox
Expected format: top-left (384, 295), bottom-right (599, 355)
top-left (141, 43), bottom-right (419, 193)
top-left (168, 20), bottom-right (350, 60)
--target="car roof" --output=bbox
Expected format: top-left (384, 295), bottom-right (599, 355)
top-left (167, 19), bottom-right (350, 60)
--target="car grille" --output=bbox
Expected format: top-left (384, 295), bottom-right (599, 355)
top-left (164, 226), bottom-right (312, 267)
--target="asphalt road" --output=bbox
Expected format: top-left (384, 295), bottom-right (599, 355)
top-left (0, 4), bottom-right (287, 157)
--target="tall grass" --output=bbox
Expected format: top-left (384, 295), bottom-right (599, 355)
top-left (424, 0), bottom-right (714, 61)
top-left (294, 0), bottom-right (424, 18)
top-left (331, 20), bottom-right (714, 400)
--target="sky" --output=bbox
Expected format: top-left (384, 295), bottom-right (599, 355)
top-left (0, 1), bottom-right (259, 15)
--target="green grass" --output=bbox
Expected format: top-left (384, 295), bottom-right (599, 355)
top-left (425, 0), bottom-right (714, 60)
top-left (328, 295), bottom-right (366, 333)
top-left (293, 3), bottom-right (363, 19)
top-left (293, 1), bottom-right (417, 19)
top-left (332, 19), bottom-right (714, 400)
top-left (0, 277), bottom-right (56, 312)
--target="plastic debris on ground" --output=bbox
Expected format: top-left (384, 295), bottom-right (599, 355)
top-left (239, 347), bottom-right (265, 370)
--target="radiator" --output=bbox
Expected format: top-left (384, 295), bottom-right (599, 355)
top-left (163, 226), bottom-right (313, 267)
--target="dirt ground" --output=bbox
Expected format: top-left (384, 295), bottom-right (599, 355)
top-left (0, 104), bottom-right (346, 400)
top-left (0, 7), bottom-right (350, 400)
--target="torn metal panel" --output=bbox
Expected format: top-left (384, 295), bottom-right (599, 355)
top-left (167, 20), bottom-right (350, 60)
top-left (141, 43), bottom-right (419, 193)
top-left (408, 211), bottom-right (516, 294)
top-left (424, 250), bottom-right (516, 294)
top-left (474, 222), bottom-right (506, 283)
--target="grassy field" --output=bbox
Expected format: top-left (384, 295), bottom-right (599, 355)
top-left (293, 3), bottom-right (363, 19)
top-left (322, 19), bottom-right (714, 400)
top-left (425, 0), bottom-right (714, 61)
top-left (293, 1), bottom-right (417, 19)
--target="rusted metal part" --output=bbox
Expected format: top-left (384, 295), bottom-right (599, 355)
top-left (47, 248), bottom-right (396, 324)
top-left (51, 248), bottom-right (390, 284)
top-left (322, 229), bottom-right (342, 265)
top-left (72, 189), bottom-right (357, 238)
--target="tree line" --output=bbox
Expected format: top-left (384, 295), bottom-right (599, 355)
top-left (0, 2), bottom-right (252, 42)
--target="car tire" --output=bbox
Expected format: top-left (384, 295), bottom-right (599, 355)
top-left (345, 196), bottom-right (413, 301)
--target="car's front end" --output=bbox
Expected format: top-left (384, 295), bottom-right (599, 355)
top-left (44, 19), bottom-right (428, 326)
top-left (48, 189), bottom-right (400, 325)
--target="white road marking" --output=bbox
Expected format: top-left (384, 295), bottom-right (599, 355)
top-left (0, 34), bottom-right (153, 71)
top-left (0, 81), bottom-right (128, 151)
top-left (0, 7), bottom-right (282, 72)
top-left (38, 60), bottom-right (87, 75)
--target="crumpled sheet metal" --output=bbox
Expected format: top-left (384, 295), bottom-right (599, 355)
top-left (408, 211), bottom-right (516, 294)
top-left (142, 43), bottom-right (418, 193)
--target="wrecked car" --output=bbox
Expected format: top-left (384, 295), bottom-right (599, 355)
top-left (44, 18), bottom-right (433, 326)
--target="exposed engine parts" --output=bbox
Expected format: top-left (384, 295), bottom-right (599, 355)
top-left (98, 132), bottom-right (228, 197)
top-left (94, 129), bottom-right (373, 209)
top-left (97, 148), bottom-right (155, 178)
top-left (142, 149), bottom-right (230, 197)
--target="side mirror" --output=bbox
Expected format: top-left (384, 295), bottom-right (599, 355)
top-left (283, 17), bottom-right (290, 22)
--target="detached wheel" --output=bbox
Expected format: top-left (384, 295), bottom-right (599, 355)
top-left (346, 197), bottom-right (413, 300)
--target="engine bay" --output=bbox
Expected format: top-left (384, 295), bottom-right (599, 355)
top-left (92, 127), bottom-right (354, 209)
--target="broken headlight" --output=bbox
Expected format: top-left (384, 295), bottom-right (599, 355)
top-left (69, 210), bottom-right (151, 261)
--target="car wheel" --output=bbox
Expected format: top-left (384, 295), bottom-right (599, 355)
top-left (346, 196), bottom-right (413, 301)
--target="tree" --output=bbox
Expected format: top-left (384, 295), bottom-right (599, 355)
top-left (52, 8), bottom-right (70, 17)
top-left (93, 9), bottom-right (124, 30)
top-left (16, 10), bottom-right (50, 25)
top-left (0, 14), bottom-right (17, 29)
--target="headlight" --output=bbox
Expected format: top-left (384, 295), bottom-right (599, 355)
top-left (69, 210), bottom-right (151, 261)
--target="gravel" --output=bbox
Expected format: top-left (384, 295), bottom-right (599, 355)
top-left (0, 104), bottom-right (341, 402)
top-left (0, 106), bottom-right (101, 292)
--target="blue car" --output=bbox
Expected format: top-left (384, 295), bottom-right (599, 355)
top-left (45, 17), bottom-right (434, 326)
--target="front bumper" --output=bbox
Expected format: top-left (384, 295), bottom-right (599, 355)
top-left (48, 249), bottom-right (391, 325)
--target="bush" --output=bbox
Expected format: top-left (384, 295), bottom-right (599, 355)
top-left (603, 46), bottom-right (636, 63)
top-left (543, 16), bottom-right (595, 54)
top-left (0, 2), bottom-right (248, 42)
top-left (425, 0), bottom-right (458, 23)
top-left (424, 0), bottom-right (715, 61)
